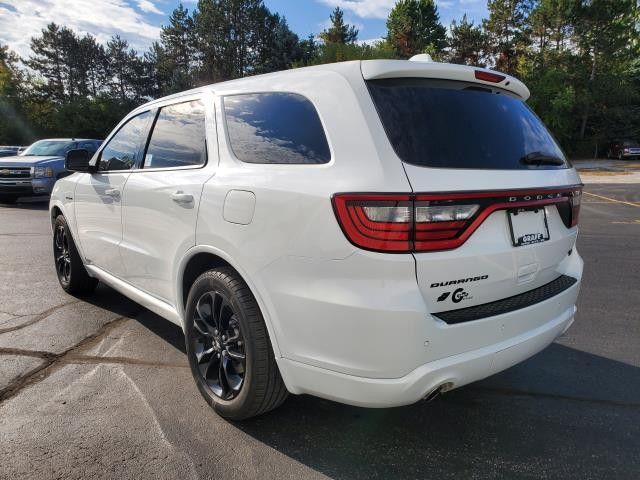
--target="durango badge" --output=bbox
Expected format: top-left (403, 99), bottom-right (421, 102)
top-left (430, 275), bottom-right (488, 288)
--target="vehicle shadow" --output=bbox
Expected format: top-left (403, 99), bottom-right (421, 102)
top-left (130, 302), bottom-right (640, 478)
top-left (233, 344), bottom-right (640, 479)
top-left (80, 283), bottom-right (145, 320)
top-left (90, 286), bottom-right (640, 478)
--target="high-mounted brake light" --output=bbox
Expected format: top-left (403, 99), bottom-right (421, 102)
top-left (474, 70), bottom-right (506, 83)
top-left (333, 186), bottom-right (582, 253)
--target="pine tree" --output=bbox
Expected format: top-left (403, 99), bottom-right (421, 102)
top-left (320, 7), bottom-right (358, 44)
top-left (105, 35), bottom-right (147, 102)
top-left (26, 24), bottom-right (72, 101)
top-left (386, 0), bottom-right (446, 58)
top-left (256, 13), bottom-right (302, 74)
top-left (448, 14), bottom-right (487, 66)
top-left (482, 0), bottom-right (533, 74)
top-left (158, 3), bottom-right (197, 93)
top-left (195, 0), bottom-right (269, 81)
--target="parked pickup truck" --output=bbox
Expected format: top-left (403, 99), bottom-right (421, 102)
top-left (0, 138), bottom-right (102, 204)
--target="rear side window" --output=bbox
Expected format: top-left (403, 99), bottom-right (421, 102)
top-left (144, 100), bottom-right (207, 169)
top-left (100, 111), bottom-right (153, 171)
top-left (367, 78), bottom-right (568, 170)
top-left (223, 92), bottom-right (330, 164)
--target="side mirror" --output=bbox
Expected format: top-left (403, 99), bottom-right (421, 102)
top-left (65, 149), bottom-right (94, 173)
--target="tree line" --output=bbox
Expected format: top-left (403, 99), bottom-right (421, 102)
top-left (0, 0), bottom-right (638, 156)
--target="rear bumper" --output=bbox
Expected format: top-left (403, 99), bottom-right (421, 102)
top-left (279, 297), bottom-right (577, 408)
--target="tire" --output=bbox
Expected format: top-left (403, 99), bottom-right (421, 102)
top-left (0, 195), bottom-right (18, 204)
top-left (53, 215), bottom-right (98, 296)
top-left (185, 267), bottom-right (288, 420)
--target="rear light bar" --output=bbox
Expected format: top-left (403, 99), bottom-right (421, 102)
top-left (474, 70), bottom-right (506, 83)
top-left (333, 186), bottom-right (583, 253)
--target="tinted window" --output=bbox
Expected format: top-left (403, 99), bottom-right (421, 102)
top-left (144, 100), bottom-right (206, 169)
top-left (368, 78), bottom-right (568, 170)
top-left (99, 111), bottom-right (152, 171)
top-left (224, 93), bottom-right (330, 164)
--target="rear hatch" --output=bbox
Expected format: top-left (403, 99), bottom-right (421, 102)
top-left (363, 64), bottom-right (582, 319)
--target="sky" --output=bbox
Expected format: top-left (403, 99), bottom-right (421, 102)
top-left (0, 0), bottom-right (489, 58)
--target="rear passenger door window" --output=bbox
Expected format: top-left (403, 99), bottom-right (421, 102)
top-left (144, 100), bottom-right (207, 169)
top-left (99, 111), bottom-right (153, 171)
top-left (223, 92), bottom-right (330, 164)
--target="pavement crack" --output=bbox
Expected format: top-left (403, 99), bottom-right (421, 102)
top-left (61, 354), bottom-right (187, 369)
top-left (0, 309), bottom-right (26, 318)
top-left (0, 299), bottom-right (80, 334)
top-left (0, 314), bottom-right (132, 404)
top-left (0, 347), bottom-right (56, 359)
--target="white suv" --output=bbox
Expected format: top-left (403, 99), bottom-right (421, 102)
top-left (50, 59), bottom-right (583, 420)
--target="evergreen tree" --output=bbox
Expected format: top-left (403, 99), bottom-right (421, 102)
top-left (448, 14), bottom-right (487, 66)
top-left (26, 24), bottom-right (74, 101)
top-left (157, 3), bottom-right (197, 93)
top-left (482, 0), bottom-right (533, 74)
top-left (320, 7), bottom-right (358, 44)
top-left (256, 13), bottom-right (302, 73)
top-left (572, 0), bottom-right (639, 141)
top-left (195, 0), bottom-right (269, 81)
top-left (105, 35), bottom-right (148, 102)
top-left (386, 0), bottom-right (447, 58)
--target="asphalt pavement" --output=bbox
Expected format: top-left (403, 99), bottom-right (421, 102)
top-left (0, 181), bottom-right (639, 480)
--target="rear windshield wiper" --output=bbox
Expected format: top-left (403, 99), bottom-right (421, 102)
top-left (520, 152), bottom-right (565, 166)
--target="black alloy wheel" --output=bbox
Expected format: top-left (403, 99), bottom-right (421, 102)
top-left (185, 268), bottom-right (288, 420)
top-left (54, 222), bottom-right (72, 286)
top-left (191, 290), bottom-right (246, 400)
top-left (52, 215), bottom-right (98, 295)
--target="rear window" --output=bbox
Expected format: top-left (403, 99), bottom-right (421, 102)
top-left (223, 92), bottom-right (330, 164)
top-left (144, 100), bottom-right (206, 169)
top-left (367, 78), bottom-right (569, 170)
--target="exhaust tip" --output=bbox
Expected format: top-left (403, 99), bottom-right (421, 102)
top-left (423, 382), bottom-right (454, 402)
top-left (424, 387), bottom-right (441, 402)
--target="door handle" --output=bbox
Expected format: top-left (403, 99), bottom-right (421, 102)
top-left (170, 191), bottom-right (194, 204)
top-left (104, 188), bottom-right (120, 198)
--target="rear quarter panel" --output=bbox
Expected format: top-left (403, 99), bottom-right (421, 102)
top-left (194, 66), bottom-right (416, 368)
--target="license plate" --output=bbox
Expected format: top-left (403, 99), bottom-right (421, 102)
top-left (507, 208), bottom-right (550, 247)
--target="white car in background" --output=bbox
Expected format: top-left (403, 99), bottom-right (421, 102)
top-left (50, 58), bottom-right (583, 420)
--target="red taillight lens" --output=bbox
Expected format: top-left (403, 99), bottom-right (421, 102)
top-left (413, 203), bottom-right (479, 249)
top-left (474, 70), bottom-right (506, 83)
top-left (570, 189), bottom-right (582, 227)
top-left (332, 194), bottom-right (412, 252)
top-left (333, 187), bottom-right (582, 253)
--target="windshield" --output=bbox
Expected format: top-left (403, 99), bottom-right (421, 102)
top-left (22, 140), bottom-right (75, 157)
top-left (367, 78), bottom-right (569, 170)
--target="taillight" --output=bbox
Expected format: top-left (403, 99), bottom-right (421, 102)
top-left (474, 70), bottom-right (506, 83)
top-left (570, 189), bottom-right (582, 227)
top-left (332, 194), bottom-right (412, 252)
top-left (333, 186), bottom-right (582, 253)
top-left (414, 203), bottom-right (479, 247)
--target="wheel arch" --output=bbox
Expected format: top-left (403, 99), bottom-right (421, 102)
top-left (176, 245), bottom-right (283, 359)
top-left (50, 203), bottom-right (64, 228)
